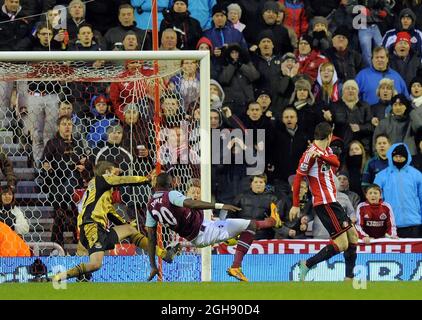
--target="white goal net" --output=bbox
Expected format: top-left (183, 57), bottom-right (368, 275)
top-left (0, 51), bottom-right (211, 281)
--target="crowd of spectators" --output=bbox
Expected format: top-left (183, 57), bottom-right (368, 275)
top-left (1, 0), bottom-right (422, 256)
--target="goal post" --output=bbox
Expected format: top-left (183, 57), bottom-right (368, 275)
top-left (0, 50), bottom-right (212, 281)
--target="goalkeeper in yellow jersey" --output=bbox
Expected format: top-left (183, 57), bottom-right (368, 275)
top-left (52, 161), bottom-right (180, 282)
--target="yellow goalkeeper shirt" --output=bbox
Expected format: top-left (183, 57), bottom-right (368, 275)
top-left (78, 175), bottom-right (149, 229)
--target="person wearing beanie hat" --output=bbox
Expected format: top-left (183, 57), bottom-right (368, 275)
top-left (373, 93), bottom-right (421, 156)
top-left (160, 0), bottom-right (202, 50)
top-left (310, 16), bottom-right (331, 52)
top-left (87, 94), bottom-right (118, 149)
top-left (262, 1), bottom-right (280, 15)
top-left (296, 34), bottom-right (329, 82)
top-left (389, 31), bottom-right (422, 88)
top-left (204, 4), bottom-right (248, 51)
top-left (92, 95), bottom-right (111, 117)
top-left (288, 77), bottom-right (318, 139)
top-left (173, 0), bottom-right (188, 6)
top-left (254, 87), bottom-right (272, 115)
top-left (395, 31), bottom-right (411, 47)
top-left (294, 78), bottom-right (312, 92)
top-left (257, 29), bottom-right (275, 46)
top-left (298, 34), bottom-right (313, 50)
top-left (333, 26), bottom-right (351, 42)
top-left (391, 144), bottom-right (408, 169)
top-left (374, 142), bottom-right (422, 238)
top-left (94, 95), bottom-right (109, 106)
top-left (243, 1), bottom-right (292, 56)
top-left (324, 25), bottom-right (364, 83)
top-left (382, 8), bottom-right (422, 56)
top-left (212, 3), bottom-right (227, 17)
top-left (227, 3), bottom-right (245, 32)
top-left (311, 16), bottom-right (329, 32)
top-left (281, 52), bottom-right (296, 63)
top-left (196, 36), bottom-right (213, 52)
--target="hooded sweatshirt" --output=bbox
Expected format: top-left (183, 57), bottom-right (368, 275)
top-left (313, 63), bottom-right (340, 105)
top-left (382, 8), bottom-right (422, 55)
top-left (374, 143), bottom-right (422, 228)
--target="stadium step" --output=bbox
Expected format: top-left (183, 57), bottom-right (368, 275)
top-left (23, 231), bottom-right (75, 243)
top-left (23, 206), bottom-right (54, 219)
top-left (8, 155), bottom-right (30, 168)
top-left (0, 180), bottom-right (40, 193)
top-left (14, 192), bottom-right (48, 206)
top-left (0, 167), bottom-right (37, 181)
top-left (0, 118), bottom-right (13, 130)
top-left (1, 143), bottom-right (24, 155)
top-left (0, 131), bottom-right (13, 144)
top-left (29, 218), bottom-right (53, 232)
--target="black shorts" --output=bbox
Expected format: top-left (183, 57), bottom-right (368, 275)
top-left (314, 202), bottom-right (351, 239)
top-left (79, 223), bottom-right (119, 255)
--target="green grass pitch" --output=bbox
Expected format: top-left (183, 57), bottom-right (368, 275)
top-left (1, 282), bottom-right (422, 300)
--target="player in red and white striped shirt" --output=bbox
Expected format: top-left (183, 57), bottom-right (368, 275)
top-left (289, 122), bottom-right (359, 281)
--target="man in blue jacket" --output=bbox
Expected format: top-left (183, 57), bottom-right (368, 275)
top-left (204, 4), bottom-right (248, 53)
top-left (355, 46), bottom-right (409, 105)
top-left (374, 143), bottom-right (422, 238)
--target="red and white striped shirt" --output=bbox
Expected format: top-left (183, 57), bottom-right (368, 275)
top-left (295, 144), bottom-right (339, 207)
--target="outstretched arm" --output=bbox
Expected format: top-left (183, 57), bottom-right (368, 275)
top-left (103, 175), bottom-right (150, 187)
top-left (183, 199), bottom-right (241, 212)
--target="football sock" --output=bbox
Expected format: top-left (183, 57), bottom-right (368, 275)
top-left (232, 230), bottom-right (255, 268)
top-left (66, 263), bottom-right (87, 279)
top-left (343, 243), bottom-right (357, 278)
top-left (306, 244), bottom-right (339, 268)
top-left (130, 232), bottom-right (166, 257)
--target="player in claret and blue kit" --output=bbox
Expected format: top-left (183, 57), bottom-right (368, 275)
top-left (146, 172), bottom-right (283, 282)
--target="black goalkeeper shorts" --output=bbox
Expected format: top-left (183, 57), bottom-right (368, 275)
top-left (314, 202), bottom-right (351, 239)
top-left (79, 223), bottom-right (119, 255)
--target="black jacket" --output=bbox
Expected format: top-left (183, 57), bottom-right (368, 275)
top-left (251, 53), bottom-right (282, 99)
top-left (0, 7), bottom-right (31, 50)
top-left (329, 99), bottom-right (373, 150)
top-left (244, 23), bottom-right (293, 56)
top-left (324, 47), bottom-right (364, 83)
top-left (104, 23), bottom-right (151, 50)
top-left (219, 44), bottom-right (260, 115)
top-left (41, 133), bottom-right (91, 208)
top-left (389, 49), bottom-right (422, 87)
top-left (230, 190), bottom-right (278, 239)
top-left (160, 9), bottom-right (202, 50)
top-left (272, 124), bottom-right (309, 182)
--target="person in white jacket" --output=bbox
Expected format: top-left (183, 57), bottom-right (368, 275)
top-left (0, 188), bottom-right (29, 236)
